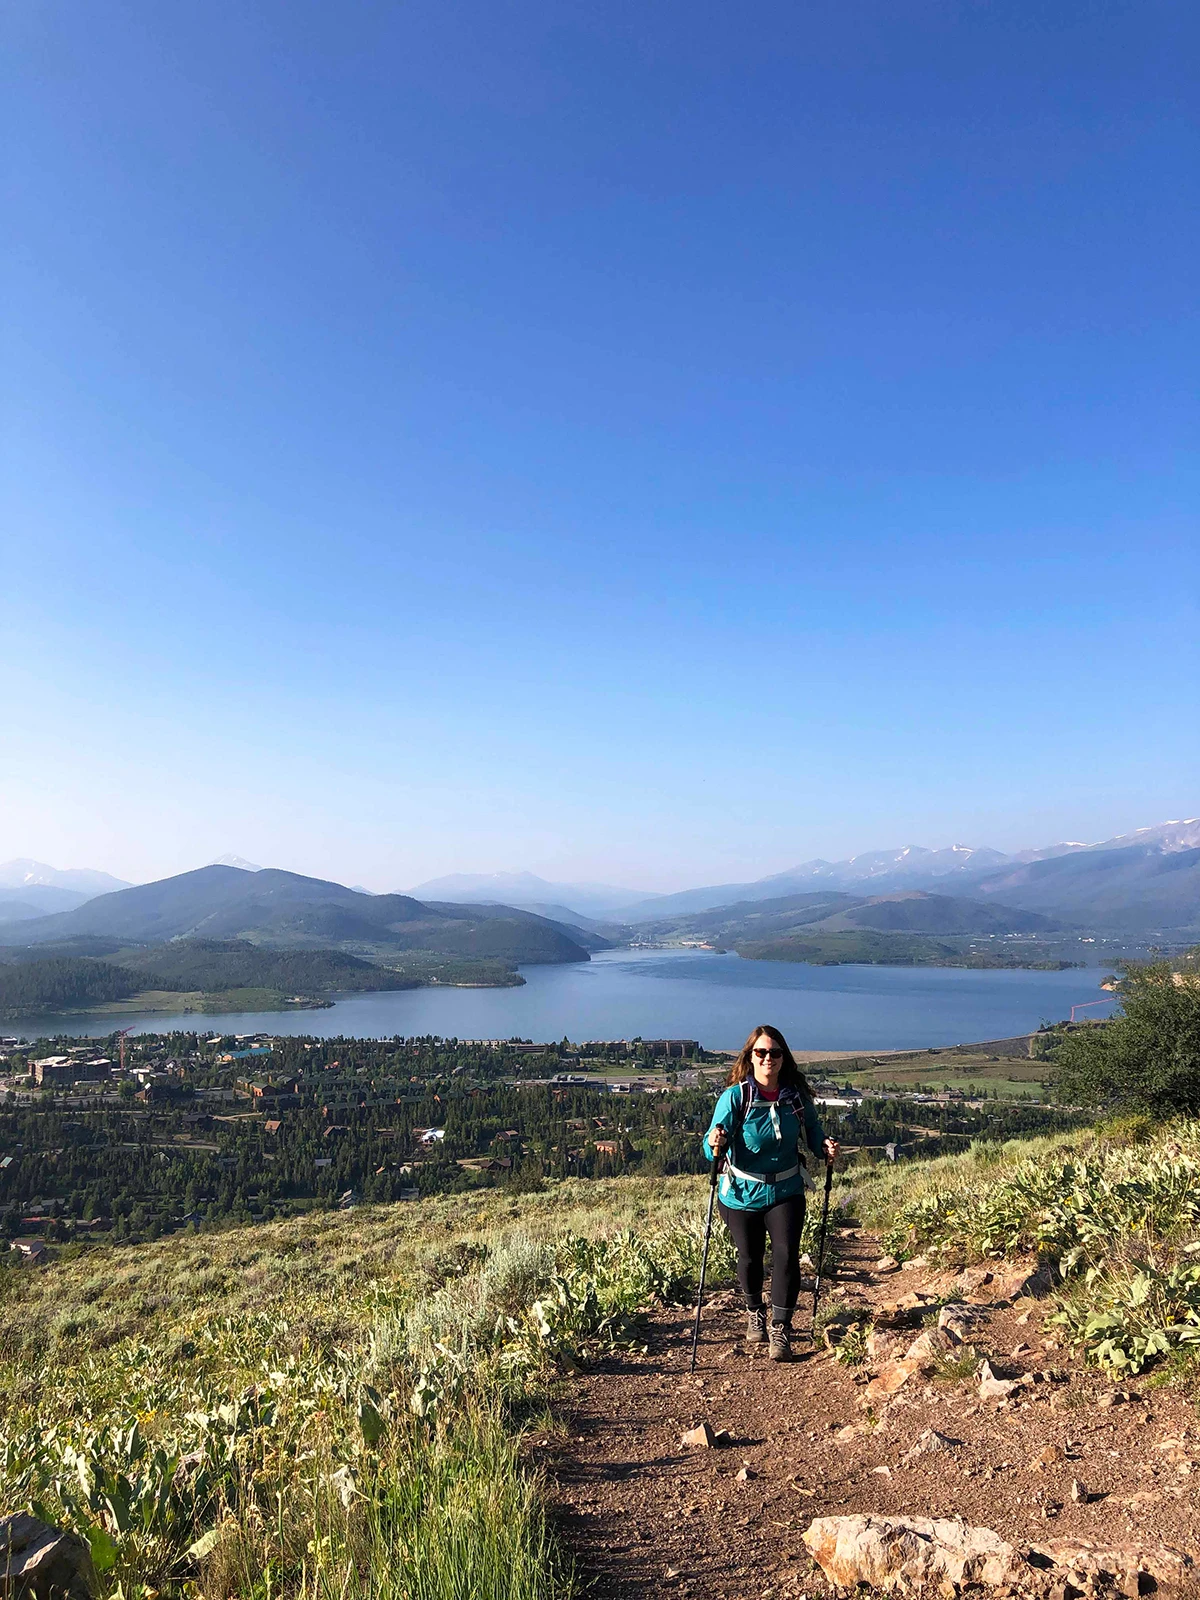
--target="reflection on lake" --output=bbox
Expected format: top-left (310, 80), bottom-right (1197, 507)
top-left (14, 948), bottom-right (1117, 1051)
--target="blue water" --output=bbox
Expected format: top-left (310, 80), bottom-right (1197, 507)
top-left (14, 948), bottom-right (1118, 1051)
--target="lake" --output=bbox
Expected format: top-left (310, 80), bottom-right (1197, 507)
top-left (13, 948), bottom-right (1118, 1050)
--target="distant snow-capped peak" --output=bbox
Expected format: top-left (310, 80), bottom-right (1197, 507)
top-left (1091, 819), bottom-right (1200, 854)
top-left (0, 858), bottom-right (131, 893)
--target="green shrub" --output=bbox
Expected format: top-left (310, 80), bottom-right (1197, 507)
top-left (1052, 963), bottom-right (1200, 1115)
top-left (1051, 1255), bottom-right (1200, 1375)
top-left (853, 1121), bottom-right (1200, 1380)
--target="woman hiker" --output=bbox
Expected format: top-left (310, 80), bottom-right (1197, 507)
top-left (704, 1024), bottom-right (839, 1362)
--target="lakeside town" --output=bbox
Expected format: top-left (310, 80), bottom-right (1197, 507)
top-left (0, 1025), bottom-right (1085, 1261)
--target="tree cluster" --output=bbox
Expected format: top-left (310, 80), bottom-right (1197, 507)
top-left (0, 1022), bottom-right (1087, 1248)
top-left (1052, 958), bottom-right (1200, 1115)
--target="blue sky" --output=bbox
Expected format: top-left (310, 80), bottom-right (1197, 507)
top-left (3, 0), bottom-right (1197, 891)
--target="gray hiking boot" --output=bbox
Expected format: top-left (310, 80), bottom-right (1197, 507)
top-left (745, 1305), bottom-right (767, 1346)
top-left (768, 1321), bottom-right (792, 1362)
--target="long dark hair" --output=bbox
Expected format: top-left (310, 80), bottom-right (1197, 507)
top-left (727, 1023), bottom-right (812, 1100)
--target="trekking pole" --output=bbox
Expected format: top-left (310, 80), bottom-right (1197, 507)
top-left (810, 1156), bottom-right (835, 1331)
top-left (689, 1146), bottom-right (722, 1372)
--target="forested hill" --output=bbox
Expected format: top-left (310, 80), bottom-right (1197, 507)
top-left (7, 865), bottom-right (602, 964)
top-left (0, 943), bottom-right (424, 1016)
top-left (0, 959), bottom-right (147, 1013)
top-left (736, 931), bottom-right (1078, 968)
top-left (117, 941), bottom-right (421, 994)
top-left (627, 888), bottom-right (1085, 968)
top-left (636, 887), bottom-right (1061, 947)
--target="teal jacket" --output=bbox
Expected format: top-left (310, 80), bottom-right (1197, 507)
top-left (704, 1081), bottom-right (827, 1211)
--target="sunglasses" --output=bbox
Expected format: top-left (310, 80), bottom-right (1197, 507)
top-left (752, 1047), bottom-right (783, 1060)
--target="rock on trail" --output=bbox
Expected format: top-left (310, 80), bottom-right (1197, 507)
top-left (803, 1513), bottom-right (1192, 1596)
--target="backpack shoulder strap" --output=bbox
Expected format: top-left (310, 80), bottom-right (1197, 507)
top-left (780, 1086), bottom-right (814, 1149)
top-left (732, 1077), bottom-right (755, 1138)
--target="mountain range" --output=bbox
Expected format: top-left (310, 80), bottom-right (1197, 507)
top-left (0, 859), bottom-right (133, 921)
top-left (606, 820), bottom-right (1200, 926)
top-left (3, 816), bottom-right (1197, 942)
top-left (390, 821), bottom-right (1200, 932)
top-left (0, 866), bottom-right (606, 967)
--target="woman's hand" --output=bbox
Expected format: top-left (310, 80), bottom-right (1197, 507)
top-left (823, 1138), bottom-right (840, 1164)
top-left (708, 1127), bottom-right (728, 1157)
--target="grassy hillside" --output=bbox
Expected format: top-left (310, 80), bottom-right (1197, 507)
top-left (834, 1044), bottom-right (1055, 1100)
top-left (0, 1178), bottom-right (720, 1600)
top-left (847, 1119), bottom-right (1200, 1377)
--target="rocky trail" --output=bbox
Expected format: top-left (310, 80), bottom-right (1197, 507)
top-left (537, 1223), bottom-right (1200, 1599)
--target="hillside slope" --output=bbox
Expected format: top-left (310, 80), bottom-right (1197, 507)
top-left (0, 886), bottom-right (93, 917)
top-left (0, 900), bottom-right (44, 924)
top-left (0, 941), bottom-right (429, 1016)
top-left (4, 1129), bottom-right (1200, 1600)
top-left (973, 843), bottom-right (1200, 931)
top-left (551, 1234), bottom-right (1200, 1600)
top-left (821, 891), bottom-right (1060, 935)
top-left (0, 1178), bottom-right (699, 1600)
top-left (8, 865), bottom-right (601, 964)
top-left (637, 888), bottom-right (1061, 946)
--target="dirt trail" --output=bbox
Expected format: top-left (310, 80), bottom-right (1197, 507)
top-left (538, 1224), bottom-right (1200, 1598)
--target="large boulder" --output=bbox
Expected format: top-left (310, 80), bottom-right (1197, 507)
top-left (1034, 1537), bottom-right (1193, 1597)
top-left (802, 1514), bottom-right (1194, 1597)
top-left (0, 1513), bottom-right (96, 1600)
top-left (803, 1514), bottom-right (1026, 1591)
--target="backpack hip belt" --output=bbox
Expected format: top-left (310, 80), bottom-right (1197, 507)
top-left (724, 1159), bottom-right (802, 1186)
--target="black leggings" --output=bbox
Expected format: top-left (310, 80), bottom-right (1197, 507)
top-left (719, 1194), bottom-right (807, 1319)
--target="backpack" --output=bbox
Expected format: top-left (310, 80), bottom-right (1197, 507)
top-left (720, 1078), bottom-right (813, 1190)
top-left (729, 1075), bottom-right (807, 1140)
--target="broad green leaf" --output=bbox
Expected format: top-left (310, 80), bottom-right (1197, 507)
top-left (87, 1524), bottom-right (119, 1573)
